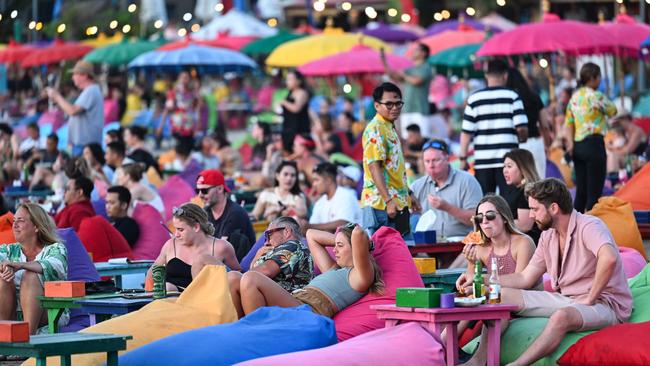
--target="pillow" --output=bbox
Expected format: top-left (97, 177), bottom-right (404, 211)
top-left (77, 216), bottom-right (133, 263)
top-left (0, 211), bottom-right (15, 244)
top-left (588, 196), bottom-right (647, 260)
top-left (332, 226), bottom-right (424, 341)
top-left (557, 321), bottom-right (650, 366)
top-left (117, 306), bottom-right (337, 366)
top-left (236, 322), bottom-right (444, 366)
top-left (158, 175), bottom-right (195, 223)
top-left (131, 203), bottom-right (168, 260)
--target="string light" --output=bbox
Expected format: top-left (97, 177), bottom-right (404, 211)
top-left (191, 23), bottom-right (200, 32)
top-left (387, 8), bottom-right (398, 17)
top-left (10, 10), bottom-right (17, 19)
top-left (154, 20), bottom-right (164, 29)
top-left (466, 7), bottom-right (476, 16)
top-left (401, 13), bottom-right (411, 22)
top-left (441, 10), bottom-right (451, 19)
top-left (343, 84), bottom-right (352, 94)
top-left (109, 20), bottom-right (118, 29)
top-left (28, 21), bottom-right (36, 30)
top-left (177, 28), bottom-right (187, 37)
top-left (341, 2), bottom-right (352, 11)
top-left (496, 0), bottom-right (506, 6)
top-left (127, 4), bottom-right (137, 13)
top-left (214, 4), bottom-right (224, 12)
top-left (35, 21), bottom-right (42, 30)
top-left (313, 2), bottom-right (325, 11)
top-left (434, 12), bottom-right (443, 21)
top-left (539, 58), bottom-right (549, 68)
top-left (365, 7), bottom-right (377, 19)
top-left (122, 24), bottom-right (131, 33)
top-left (267, 18), bottom-right (278, 27)
top-left (85, 26), bottom-right (98, 36)
top-left (57, 23), bottom-right (66, 33)
top-left (183, 13), bottom-right (192, 21)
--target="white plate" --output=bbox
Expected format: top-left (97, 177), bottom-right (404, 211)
top-left (454, 296), bottom-right (486, 307)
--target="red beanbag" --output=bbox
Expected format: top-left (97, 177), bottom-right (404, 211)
top-left (0, 211), bottom-right (15, 244)
top-left (77, 216), bottom-right (133, 263)
top-left (557, 321), bottom-right (650, 366)
top-left (131, 203), bottom-right (168, 260)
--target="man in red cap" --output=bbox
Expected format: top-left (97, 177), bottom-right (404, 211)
top-left (196, 169), bottom-right (255, 260)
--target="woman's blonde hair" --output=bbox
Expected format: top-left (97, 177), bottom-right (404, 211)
top-left (337, 223), bottom-right (384, 295)
top-left (474, 195), bottom-right (524, 244)
top-left (173, 203), bottom-right (215, 236)
top-left (120, 163), bottom-right (146, 182)
top-left (17, 203), bottom-right (61, 245)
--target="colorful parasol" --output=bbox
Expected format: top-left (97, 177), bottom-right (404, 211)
top-left (425, 18), bottom-right (496, 37)
top-left (600, 14), bottom-right (650, 58)
top-left (359, 22), bottom-right (419, 44)
top-left (428, 43), bottom-right (483, 78)
top-left (406, 29), bottom-right (486, 57)
top-left (0, 40), bottom-right (35, 64)
top-left (159, 36), bottom-right (257, 51)
top-left (128, 44), bottom-right (257, 74)
top-left (241, 29), bottom-right (306, 57)
top-left (83, 37), bottom-right (167, 66)
top-left (298, 45), bottom-right (412, 76)
top-left (21, 39), bottom-right (94, 68)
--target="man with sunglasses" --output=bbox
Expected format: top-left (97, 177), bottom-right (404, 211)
top-left (361, 82), bottom-right (411, 236)
top-left (196, 169), bottom-right (255, 260)
top-left (410, 139), bottom-right (482, 238)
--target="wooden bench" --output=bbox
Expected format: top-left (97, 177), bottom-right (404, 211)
top-left (0, 332), bottom-right (132, 366)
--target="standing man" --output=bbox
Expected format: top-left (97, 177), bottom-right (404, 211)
top-left (46, 61), bottom-right (103, 156)
top-left (383, 43), bottom-right (433, 139)
top-left (460, 59), bottom-right (528, 194)
top-left (105, 185), bottom-right (140, 248)
top-left (361, 82), bottom-right (410, 236)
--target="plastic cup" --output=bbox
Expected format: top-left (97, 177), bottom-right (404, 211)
top-left (440, 293), bottom-right (455, 308)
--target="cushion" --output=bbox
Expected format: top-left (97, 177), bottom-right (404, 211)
top-left (236, 322), bottom-right (444, 366)
top-left (117, 306), bottom-right (337, 366)
top-left (588, 196), bottom-right (647, 260)
top-left (0, 211), bottom-right (15, 244)
top-left (158, 175), bottom-right (195, 223)
top-left (557, 321), bottom-right (650, 366)
top-left (332, 226), bottom-right (424, 341)
top-left (131, 203), bottom-right (168, 260)
top-left (22, 265), bottom-right (238, 366)
top-left (615, 163), bottom-right (650, 210)
top-left (77, 216), bottom-right (133, 263)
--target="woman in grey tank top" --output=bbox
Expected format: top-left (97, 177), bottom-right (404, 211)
top-left (232, 222), bottom-right (384, 318)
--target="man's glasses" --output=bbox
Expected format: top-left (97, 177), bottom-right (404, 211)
top-left (473, 211), bottom-right (499, 225)
top-left (264, 227), bottom-right (285, 240)
top-left (195, 186), bottom-right (216, 195)
top-left (422, 140), bottom-right (448, 154)
top-left (377, 101), bottom-right (404, 109)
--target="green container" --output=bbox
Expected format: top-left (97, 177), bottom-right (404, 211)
top-left (396, 287), bottom-right (443, 308)
top-left (421, 268), bottom-right (465, 293)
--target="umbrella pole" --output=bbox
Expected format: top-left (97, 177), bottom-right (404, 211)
top-left (546, 55), bottom-right (556, 106)
top-left (602, 54), bottom-right (611, 98)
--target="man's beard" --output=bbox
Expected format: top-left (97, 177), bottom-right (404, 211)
top-left (536, 215), bottom-right (553, 231)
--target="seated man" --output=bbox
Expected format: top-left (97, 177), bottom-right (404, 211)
top-left (462, 178), bottom-right (633, 366)
top-left (402, 124), bottom-right (426, 174)
top-left (228, 217), bottom-right (313, 318)
top-left (410, 139), bottom-right (482, 238)
top-left (106, 185), bottom-right (140, 248)
top-left (55, 176), bottom-right (96, 232)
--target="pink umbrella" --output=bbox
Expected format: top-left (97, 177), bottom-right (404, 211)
top-left (406, 28), bottom-right (486, 57)
top-left (600, 14), bottom-right (650, 58)
top-left (477, 16), bottom-right (617, 57)
top-left (298, 44), bottom-right (412, 76)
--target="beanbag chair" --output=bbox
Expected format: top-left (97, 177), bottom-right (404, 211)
top-left (77, 216), bottom-right (133, 263)
top-left (131, 203), bottom-right (168, 260)
top-left (557, 321), bottom-right (650, 365)
top-left (0, 211), bottom-right (15, 244)
top-left (146, 166), bottom-right (162, 189)
top-left (236, 322), bottom-right (444, 366)
top-left (588, 196), bottom-right (647, 260)
top-left (158, 175), bottom-right (195, 223)
top-left (22, 265), bottom-right (238, 366)
top-left (91, 199), bottom-right (108, 220)
top-left (548, 147), bottom-right (574, 188)
top-left (117, 306), bottom-right (336, 366)
top-left (615, 163), bottom-right (650, 210)
top-left (332, 226), bottom-right (424, 341)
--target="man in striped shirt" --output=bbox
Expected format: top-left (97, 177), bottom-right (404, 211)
top-left (459, 59), bottom-right (528, 195)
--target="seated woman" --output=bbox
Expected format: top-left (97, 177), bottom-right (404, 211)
top-left (502, 149), bottom-right (542, 244)
top-left (149, 203), bottom-right (241, 292)
top-left (250, 160), bottom-right (308, 221)
top-left (82, 143), bottom-right (110, 199)
top-left (0, 203), bottom-right (67, 335)
top-left (231, 223), bottom-right (382, 318)
top-left (606, 112), bottom-right (647, 175)
top-left (116, 163), bottom-right (165, 215)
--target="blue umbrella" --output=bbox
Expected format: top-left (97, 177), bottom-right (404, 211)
top-left (128, 44), bottom-right (257, 74)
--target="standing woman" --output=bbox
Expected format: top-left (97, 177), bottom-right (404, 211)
top-left (502, 149), bottom-right (542, 244)
top-left (565, 63), bottom-right (617, 212)
top-left (280, 70), bottom-right (310, 153)
top-left (0, 203), bottom-right (67, 334)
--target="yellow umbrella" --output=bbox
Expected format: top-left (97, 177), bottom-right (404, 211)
top-left (82, 32), bottom-right (124, 48)
top-left (266, 28), bottom-right (390, 68)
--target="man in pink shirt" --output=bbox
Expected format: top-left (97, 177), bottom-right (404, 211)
top-left (463, 178), bottom-right (632, 366)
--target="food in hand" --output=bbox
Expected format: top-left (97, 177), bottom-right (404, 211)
top-left (462, 230), bottom-right (486, 246)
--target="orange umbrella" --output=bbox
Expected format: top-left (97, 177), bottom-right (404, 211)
top-left (21, 39), bottom-right (93, 68)
top-left (406, 29), bottom-right (486, 57)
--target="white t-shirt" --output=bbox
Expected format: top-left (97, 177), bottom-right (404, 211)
top-left (309, 186), bottom-right (361, 225)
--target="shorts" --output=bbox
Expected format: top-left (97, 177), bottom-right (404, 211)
top-left (518, 290), bottom-right (619, 331)
top-left (292, 287), bottom-right (336, 318)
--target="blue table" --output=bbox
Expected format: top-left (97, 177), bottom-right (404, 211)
top-left (76, 297), bottom-right (153, 325)
top-left (95, 261), bottom-right (154, 288)
top-left (3, 189), bottom-right (54, 198)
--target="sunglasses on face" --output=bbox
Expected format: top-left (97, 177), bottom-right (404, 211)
top-left (195, 186), bottom-right (216, 195)
top-left (473, 211), bottom-right (499, 225)
top-left (264, 226), bottom-right (285, 240)
top-left (377, 101), bottom-right (404, 109)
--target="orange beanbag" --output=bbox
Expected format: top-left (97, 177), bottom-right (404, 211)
top-left (77, 216), bottom-right (133, 263)
top-left (615, 163), bottom-right (650, 211)
top-left (0, 211), bottom-right (15, 244)
top-left (588, 196), bottom-right (648, 260)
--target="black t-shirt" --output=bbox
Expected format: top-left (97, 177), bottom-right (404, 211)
top-left (522, 93), bottom-right (544, 138)
top-left (206, 199), bottom-right (256, 251)
top-left (501, 186), bottom-right (541, 245)
top-left (112, 216), bottom-right (140, 248)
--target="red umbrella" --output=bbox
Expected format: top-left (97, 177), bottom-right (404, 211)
top-left (600, 14), bottom-right (650, 58)
top-left (298, 45), bottom-right (412, 76)
top-left (477, 16), bottom-right (618, 57)
top-left (0, 39), bottom-right (35, 64)
top-left (21, 39), bottom-right (93, 68)
top-left (159, 36), bottom-right (257, 51)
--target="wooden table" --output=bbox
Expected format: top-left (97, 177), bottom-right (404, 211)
top-left (38, 294), bottom-right (121, 334)
top-left (420, 268), bottom-right (465, 292)
top-left (409, 242), bottom-right (464, 256)
top-left (0, 332), bottom-right (132, 366)
top-left (95, 261), bottom-right (154, 288)
top-left (371, 303), bottom-right (516, 366)
top-left (75, 297), bottom-right (153, 325)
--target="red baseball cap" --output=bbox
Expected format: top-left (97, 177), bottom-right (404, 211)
top-left (197, 169), bottom-right (230, 192)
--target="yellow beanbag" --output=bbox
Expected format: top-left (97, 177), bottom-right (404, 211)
top-left (588, 196), bottom-right (648, 260)
top-left (23, 265), bottom-right (237, 366)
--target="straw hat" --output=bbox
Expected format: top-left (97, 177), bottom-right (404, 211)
top-left (69, 60), bottom-right (95, 78)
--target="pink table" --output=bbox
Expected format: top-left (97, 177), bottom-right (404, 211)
top-left (371, 303), bottom-right (517, 366)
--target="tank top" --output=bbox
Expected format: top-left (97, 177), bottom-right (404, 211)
top-left (487, 241), bottom-right (517, 276)
top-left (282, 90), bottom-right (310, 135)
top-left (307, 267), bottom-right (365, 312)
top-left (166, 237), bottom-right (215, 290)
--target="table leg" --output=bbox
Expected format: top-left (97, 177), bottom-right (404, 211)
top-left (384, 319), bottom-right (399, 327)
top-left (114, 275), bottom-right (123, 289)
top-left (486, 319), bottom-right (501, 366)
top-left (60, 354), bottom-right (72, 366)
top-left (36, 357), bottom-right (47, 366)
top-left (46, 308), bottom-right (63, 334)
top-left (89, 314), bottom-right (97, 326)
top-left (107, 351), bottom-right (118, 366)
top-left (444, 322), bottom-right (458, 366)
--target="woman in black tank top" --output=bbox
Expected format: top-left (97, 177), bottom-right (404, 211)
top-left (280, 70), bottom-right (310, 153)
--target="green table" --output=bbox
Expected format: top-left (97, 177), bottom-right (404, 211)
top-left (0, 332), bottom-right (132, 366)
top-left (38, 294), bottom-right (121, 334)
top-left (95, 261), bottom-right (154, 288)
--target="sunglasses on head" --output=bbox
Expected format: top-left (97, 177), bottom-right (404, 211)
top-left (195, 186), bottom-right (216, 195)
top-left (473, 211), bottom-right (499, 224)
top-left (264, 226), bottom-right (285, 240)
top-left (422, 140), bottom-right (448, 154)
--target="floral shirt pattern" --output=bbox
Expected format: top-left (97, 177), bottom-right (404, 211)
top-left (565, 87), bottom-right (617, 142)
top-left (0, 242), bottom-right (67, 288)
top-left (361, 114), bottom-right (409, 210)
top-left (254, 239), bottom-right (313, 292)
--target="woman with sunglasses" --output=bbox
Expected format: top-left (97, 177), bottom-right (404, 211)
top-left (250, 160), bottom-right (307, 222)
top-left (148, 203), bottom-right (240, 292)
top-left (232, 223), bottom-right (382, 318)
top-left (502, 148), bottom-right (542, 244)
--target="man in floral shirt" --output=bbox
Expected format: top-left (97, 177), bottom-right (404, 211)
top-left (361, 82), bottom-right (411, 236)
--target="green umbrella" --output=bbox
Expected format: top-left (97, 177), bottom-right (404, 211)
top-left (428, 43), bottom-right (483, 79)
top-left (84, 37), bottom-right (167, 66)
top-left (241, 29), bottom-right (306, 57)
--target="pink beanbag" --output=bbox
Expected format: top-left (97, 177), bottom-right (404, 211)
top-left (158, 175), bottom-right (195, 223)
top-left (235, 322), bottom-right (444, 366)
top-left (132, 203), bottom-right (168, 260)
top-left (332, 226), bottom-right (424, 341)
top-left (77, 216), bottom-right (133, 263)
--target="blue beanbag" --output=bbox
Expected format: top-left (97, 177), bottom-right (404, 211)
top-left (114, 305), bottom-right (337, 366)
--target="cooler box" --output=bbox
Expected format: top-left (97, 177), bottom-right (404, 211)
top-left (414, 230), bottom-right (436, 245)
top-left (421, 268), bottom-right (465, 293)
top-left (396, 287), bottom-right (443, 308)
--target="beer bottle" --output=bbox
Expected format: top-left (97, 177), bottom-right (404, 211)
top-left (472, 259), bottom-right (483, 299)
top-left (488, 257), bottom-right (501, 304)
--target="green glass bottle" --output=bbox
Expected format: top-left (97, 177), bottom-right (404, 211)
top-left (473, 259), bottom-right (483, 299)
